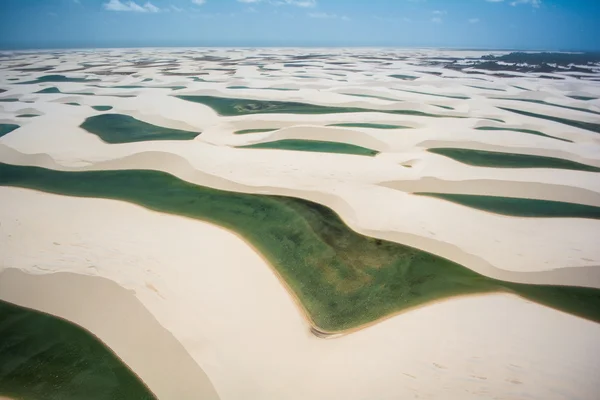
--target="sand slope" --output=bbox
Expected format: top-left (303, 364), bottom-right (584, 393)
top-left (1, 187), bottom-right (599, 400)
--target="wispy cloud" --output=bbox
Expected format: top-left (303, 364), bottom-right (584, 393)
top-left (309, 12), bottom-right (349, 21)
top-left (171, 5), bottom-right (183, 12)
top-left (469, 18), bottom-right (480, 23)
top-left (511, 0), bottom-right (541, 7)
top-left (191, 0), bottom-right (206, 5)
top-left (103, 0), bottom-right (161, 12)
top-left (486, 0), bottom-right (541, 5)
top-left (431, 17), bottom-right (442, 23)
top-left (237, 0), bottom-right (316, 6)
top-left (432, 10), bottom-right (447, 15)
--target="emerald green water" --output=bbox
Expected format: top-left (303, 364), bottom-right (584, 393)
top-left (0, 300), bottom-right (156, 400)
top-left (342, 93), bottom-right (401, 102)
top-left (417, 193), bottom-right (600, 219)
top-left (234, 128), bottom-right (275, 135)
top-left (1, 163), bottom-right (598, 331)
top-left (465, 85), bottom-right (506, 92)
top-left (92, 105), bottom-right (113, 111)
top-left (239, 139), bottom-right (378, 156)
top-left (475, 126), bottom-right (572, 143)
top-left (17, 75), bottom-right (99, 85)
top-left (176, 95), bottom-right (455, 118)
top-left (66, 102), bottom-right (80, 106)
top-left (35, 87), bottom-right (61, 94)
top-left (390, 74), bottom-right (417, 80)
top-left (329, 123), bottom-right (409, 129)
top-left (568, 95), bottom-right (597, 101)
top-left (393, 88), bottom-right (470, 100)
top-left (80, 114), bottom-right (200, 144)
top-left (495, 98), bottom-right (600, 116)
top-left (428, 148), bottom-right (600, 172)
top-left (35, 87), bottom-right (95, 96)
top-left (0, 124), bottom-right (19, 138)
top-left (499, 107), bottom-right (600, 134)
top-left (227, 86), bottom-right (298, 92)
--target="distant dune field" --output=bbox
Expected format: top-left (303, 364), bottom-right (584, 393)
top-left (1, 48), bottom-right (599, 400)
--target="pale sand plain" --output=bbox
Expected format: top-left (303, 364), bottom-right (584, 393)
top-left (2, 187), bottom-right (600, 400)
top-left (1, 48), bottom-right (600, 399)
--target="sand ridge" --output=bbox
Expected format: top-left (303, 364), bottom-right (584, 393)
top-left (2, 48), bottom-right (600, 399)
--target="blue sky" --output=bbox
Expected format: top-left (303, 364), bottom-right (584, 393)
top-left (0, 0), bottom-right (598, 50)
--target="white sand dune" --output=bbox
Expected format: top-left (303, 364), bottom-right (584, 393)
top-left (0, 269), bottom-right (220, 400)
top-left (1, 188), bottom-right (599, 400)
top-left (1, 138), bottom-right (599, 286)
top-left (2, 48), bottom-right (600, 399)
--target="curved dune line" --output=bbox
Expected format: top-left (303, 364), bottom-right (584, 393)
top-left (0, 268), bottom-right (220, 400)
top-left (250, 125), bottom-right (391, 152)
top-left (3, 186), bottom-right (600, 399)
top-left (382, 177), bottom-right (600, 208)
top-left (1, 142), bottom-right (598, 290)
top-left (418, 139), bottom-right (600, 169)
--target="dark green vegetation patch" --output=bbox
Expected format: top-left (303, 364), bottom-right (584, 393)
top-left (494, 98), bottom-right (600, 116)
top-left (476, 126), bottom-right (572, 143)
top-left (92, 105), bottom-right (113, 111)
top-left (393, 88), bottom-right (470, 100)
top-left (35, 87), bottom-right (62, 94)
top-left (329, 123), bottom-right (409, 129)
top-left (417, 193), bottom-right (600, 220)
top-left (342, 93), bottom-right (401, 102)
top-left (568, 95), bottom-right (597, 101)
top-left (234, 128), bottom-right (276, 135)
top-left (176, 95), bottom-right (455, 118)
top-left (390, 74), bottom-right (417, 80)
top-left (16, 74), bottom-right (99, 84)
top-left (16, 114), bottom-right (39, 118)
top-left (1, 163), bottom-right (599, 332)
top-left (499, 107), bottom-right (600, 134)
top-left (80, 114), bottom-right (199, 144)
top-left (428, 148), bottom-right (600, 173)
top-left (239, 139), bottom-right (379, 156)
top-left (0, 300), bottom-right (156, 400)
top-left (0, 124), bottom-right (19, 138)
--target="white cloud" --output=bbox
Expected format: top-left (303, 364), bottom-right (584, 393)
top-left (431, 17), bottom-right (442, 23)
top-left (171, 5), bottom-right (183, 12)
top-left (469, 18), bottom-right (480, 23)
top-left (103, 0), bottom-right (160, 12)
top-left (309, 12), bottom-right (349, 20)
top-left (192, 0), bottom-right (206, 5)
top-left (237, 0), bottom-right (316, 6)
top-left (143, 1), bottom-right (159, 12)
top-left (511, 0), bottom-right (541, 7)
top-left (432, 10), bottom-right (447, 15)
top-left (487, 0), bottom-right (541, 5)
